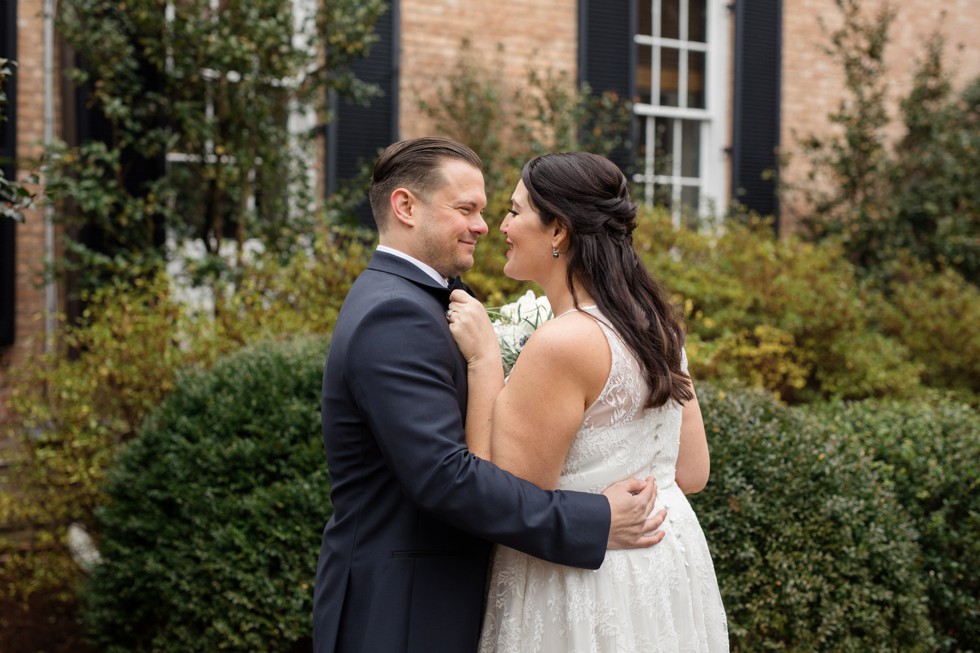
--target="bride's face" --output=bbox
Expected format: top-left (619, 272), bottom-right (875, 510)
top-left (500, 180), bottom-right (556, 282)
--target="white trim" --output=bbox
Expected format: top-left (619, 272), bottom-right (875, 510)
top-left (632, 0), bottom-right (730, 226)
top-left (634, 103), bottom-right (711, 119)
top-left (634, 35), bottom-right (710, 52)
top-left (700, 0), bottom-right (730, 222)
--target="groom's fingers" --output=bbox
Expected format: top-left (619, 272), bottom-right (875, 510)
top-left (645, 508), bottom-right (668, 533)
top-left (633, 529), bottom-right (667, 548)
top-left (616, 475), bottom-right (646, 496)
top-left (642, 476), bottom-right (658, 515)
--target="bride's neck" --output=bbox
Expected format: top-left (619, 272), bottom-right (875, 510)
top-left (545, 282), bottom-right (595, 317)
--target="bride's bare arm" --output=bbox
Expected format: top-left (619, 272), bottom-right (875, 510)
top-left (675, 388), bottom-right (710, 494)
top-left (447, 290), bottom-right (503, 460)
top-left (449, 297), bottom-right (611, 489)
top-left (487, 315), bottom-right (610, 489)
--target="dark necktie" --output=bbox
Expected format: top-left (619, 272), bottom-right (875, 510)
top-left (448, 276), bottom-right (476, 298)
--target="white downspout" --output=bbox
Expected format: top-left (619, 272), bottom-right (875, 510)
top-left (43, 0), bottom-right (57, 354)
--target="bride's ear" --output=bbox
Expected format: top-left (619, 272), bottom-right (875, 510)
top-left (551, 225), bottom-right (569, 253)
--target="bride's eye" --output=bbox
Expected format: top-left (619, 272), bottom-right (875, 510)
top-left (507, 209), bottom-right (518, 216)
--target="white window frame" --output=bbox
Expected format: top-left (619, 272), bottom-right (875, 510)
top-left (163, 0), bottom-right (319, 221)
top-left (633, 0), bottom-right (730, 226)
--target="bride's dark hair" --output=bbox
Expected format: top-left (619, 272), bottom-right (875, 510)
top-left (521, 152), bottom-right (693, 407)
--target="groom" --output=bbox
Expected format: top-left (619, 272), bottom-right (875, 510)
top-left (313, 137), bottom-right (664, 652)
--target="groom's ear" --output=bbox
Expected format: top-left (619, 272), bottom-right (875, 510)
top-left (390, 188), bottom-right (418, 228)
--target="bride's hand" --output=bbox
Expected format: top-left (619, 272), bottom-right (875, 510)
top-left (447, 290), bottom-right (500, 367)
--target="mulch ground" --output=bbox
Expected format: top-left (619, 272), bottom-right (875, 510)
top-left (0, 585), bottom-right (92, 653)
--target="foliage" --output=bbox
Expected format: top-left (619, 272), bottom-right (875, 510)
top-left (0, 59), bottom-right (36, 221)
top-left (692, 385), bottom-right (936, 652)
top-left (634, 209), bottom-right (931, 403)
top-left (797, 0), bottom-right (980, 283)
top-left (873, 257), bottom-right (980, 401)
top-left (82, 337), bottom-right (330, 652)
top-left (808, 398), bottom-right (980, 652)
top-left (886, 40), bottom-right (980, 284)
top-left (0, 227), bottom-right (371, 608)
top-left (43, 0), bottom-right (387, 292)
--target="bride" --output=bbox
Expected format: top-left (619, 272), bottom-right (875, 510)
top-left (447, 152), bottom-right (729, 652)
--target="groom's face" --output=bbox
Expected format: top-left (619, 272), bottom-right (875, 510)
top-left (413, 159), bottom-right (488, 279)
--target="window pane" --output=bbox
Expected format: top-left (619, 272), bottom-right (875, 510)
top-left (661, 0), bottom-right (680, 40)
top-left (636, 44), bottom-right (653, 105)
top-left (655, 117), bottom-right (674, 176)
top-left (659, 47), bottom-right (679, 106)
top-left (638, 0), bottom-right (652, 36)
top-left (681, 119), bottom-right (701, 177)
top-left (681, 186), bottom-right (701, 227)
top-left (688, 50), bottom-right (706, 108)
top-left (689, 0), bottom-right (707, 42)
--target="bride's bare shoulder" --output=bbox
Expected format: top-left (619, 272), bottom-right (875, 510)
top-left (518, 311), bottom-right (611, 377)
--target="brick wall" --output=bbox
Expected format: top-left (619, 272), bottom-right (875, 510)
top-left (0, 0), bottom-right (58, 430)
top-left (398, 0), bottom-right (578, 139)
top-left (780, 0), bottom-right (980, 227)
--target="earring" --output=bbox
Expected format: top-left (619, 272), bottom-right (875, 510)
top-left (552, 248), bottom-right (560, 259)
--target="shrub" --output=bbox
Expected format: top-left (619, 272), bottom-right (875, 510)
top-left (691, 384), bottom-right (936, 651)
top-left (0, 226), bottom-right (369, 613)
top-left (635, 212), bottom-right (925, 402)
top-left (809, 398), bottom-right (980, 652)
top-left (873, 259), bottom-right (980, 402)
top-left (82, 337), bottom-right (331, 653)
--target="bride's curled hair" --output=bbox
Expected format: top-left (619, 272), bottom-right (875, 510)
top-left (520, 152), bottom-right (693, 408)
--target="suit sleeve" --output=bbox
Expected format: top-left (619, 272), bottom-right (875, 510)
top-left (345, 295), bottom-right (610, 569)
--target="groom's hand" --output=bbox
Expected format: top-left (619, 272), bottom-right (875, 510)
top-left (603, 476), bottom-right (667, 549)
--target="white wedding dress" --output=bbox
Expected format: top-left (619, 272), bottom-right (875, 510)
top-left (479, 307), bottom-right (729, 653)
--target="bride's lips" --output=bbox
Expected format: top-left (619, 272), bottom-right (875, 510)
top-left (504, 240), bottom-right (514, 258)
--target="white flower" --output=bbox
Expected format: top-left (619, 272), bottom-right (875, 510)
top-left (488, 291), bottom-right (552, 374)
top-left (67, 522), bottom-right (102, 572)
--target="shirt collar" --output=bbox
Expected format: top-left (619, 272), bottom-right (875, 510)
top-left (376, 245), bottom-right (449, 288)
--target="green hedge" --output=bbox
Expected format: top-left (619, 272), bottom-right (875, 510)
top-left (692, 384), bottom-right (937, 652)
top-left (631, 210), bottom-right (979, 405)
top-left (810, 398), bottom-right (980, 652)
top-left (81, 335), bottom-right (979, 652)
top-left (82, 337), bottom-right (331, 653)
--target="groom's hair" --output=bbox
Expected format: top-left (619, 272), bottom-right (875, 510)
top-left (369, 137), bottom-right (483, 231)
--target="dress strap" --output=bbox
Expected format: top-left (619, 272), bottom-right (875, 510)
top-left (553, 304), bottom-right (598, 319)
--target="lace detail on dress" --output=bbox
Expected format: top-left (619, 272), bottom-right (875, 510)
top-left (479, 310), bottom-right (727, 652)
top-left (578, 309), bottom-right (646, 431)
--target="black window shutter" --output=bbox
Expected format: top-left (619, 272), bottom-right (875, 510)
top-left (1, 0), bottom-right (17, 346)
top-left (326, 1), bottom-right (398, 229)
top-left (578, 0), bottom-right (635, 171)
top-left (732, 0), bottom-right (782, 224)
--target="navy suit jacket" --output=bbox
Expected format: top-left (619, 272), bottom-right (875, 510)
top-left (312, 251), bottom-right (610, 652)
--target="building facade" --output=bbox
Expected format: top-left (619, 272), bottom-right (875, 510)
top-left (2, 0), bottom-right (979, 426)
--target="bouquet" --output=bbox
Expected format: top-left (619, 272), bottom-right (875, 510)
top-left (489, 290), bottom-right (552, 374)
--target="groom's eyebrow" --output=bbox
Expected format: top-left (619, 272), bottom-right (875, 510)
top-left (455, 199), bottom-right (481, 210)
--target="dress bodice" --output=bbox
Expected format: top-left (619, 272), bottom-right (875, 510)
top-left (559, 306), bottom-right (687, 494)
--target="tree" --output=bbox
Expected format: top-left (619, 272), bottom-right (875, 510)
top-left (0, 59), bottom-right (35, 221)
top-left (45, 0), bottom-right (387, 292)
top-left (797, 0), bottom-right (979, 284)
